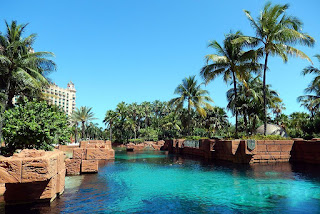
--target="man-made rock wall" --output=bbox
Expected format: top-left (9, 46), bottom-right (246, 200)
top-left (0, 149), bottom-right (65, 204)
top-left (64, 140), bottom-right (114, 175)
top-left (167, 139), bottom-right (296, 164)
top-left (126, 141), bottom-right (165, 151)
top-left (291, 139), bottom-right (320, 164)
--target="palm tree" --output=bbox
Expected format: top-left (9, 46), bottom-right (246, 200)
top-left (69, 114), bottom-right (79, 143)
top-left (0, 20), bottom-right (56, 140)
top-left (169, 75), bottom-right (213, 135)
top-left (200, 32), bottom-right (260, 137)
top-left (234, 2), bottom-right (315, 135)
top-left (72, 106), bottom-right (96, 140)
top-left (202, 107), bottom-right (229, 135)
top-left (227, 75), bottom-right (281, 134)
top-left (302, 55), bottom-right (320, 89)
top-left (141, 101), bottom-right (152, 128)
top-left (298, 55), bottom-right (320, 118)
top-left (103, 110), bottom-right (119, 142)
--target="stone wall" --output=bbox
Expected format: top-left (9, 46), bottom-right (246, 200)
top-left (64, 140), bottom-right (115, 175)
top-left (126, 141), bottom-right (165, 151)
top-left (291, 139), bottom-right (320, 164)
top-left (167, 139), bottom-right (296, 164)
top-left (0, 149), bottom-right (65, 204)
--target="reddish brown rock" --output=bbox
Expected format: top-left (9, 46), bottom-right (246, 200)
top-left (57, 152), bottom-right (66, 173)
top-left (65, 158), bottom-right (81, 175)
top-left (40, 174), bottom-right (57, 201)
top-left (5, 181), bottom-right (49, 204)
top-left (0, 183), bottom-right (5, 196)
top-left (86, 148), bottom-right (109, 160)
top-left (81, 160), bottom-right (98, 173)
top-left (56, 169), bottom-right (65, 194)
top-left (13, 149), bottom-right (45, 158)
top-left (80, 141), bottom-right (89, 148)
top-left (21, 152), bottom-right (58, 183)
top-left (73, 148), bottom-right (86, 159)
top-left (1, 149), bottom-right (65, 204)
top-left (0, 158), bottom-right (22, 183)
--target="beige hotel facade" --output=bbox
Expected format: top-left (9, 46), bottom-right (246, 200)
top-left (43, 81), bottom-right (76, 115)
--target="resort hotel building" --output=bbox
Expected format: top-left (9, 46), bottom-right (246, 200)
top-left (43, 81), bottom-right (76, 115)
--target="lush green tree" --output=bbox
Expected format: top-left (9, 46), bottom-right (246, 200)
top-left (85, 122), bottom-right (106, 140)
top-left (201, 107), bottom-right (229, 136)
top-left (299, 55), bottom-right (320, 118)
top-left (227, 75), bottom-right (281, 134)
top-left (72, 106), bottom-right (96, 139)
top-left (0, 21), bottom-right (56, 141)
top-left (70, 113), bottom-right (80, 143)
top-left (169, 76), bottom-right (213, 135)
top-left (138, 127), bottom-right (159, 141)
top-left (201, 32), bottom-right (260, 136)
top-left (235, 2), bottom-right (315, 135)
top-left (2, 100), bottom-right (70, 155)
top-left (103, 110), bottom-right (119, 142)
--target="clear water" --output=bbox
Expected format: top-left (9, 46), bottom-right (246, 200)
top-left (1, 150), bottom-right (320, 213)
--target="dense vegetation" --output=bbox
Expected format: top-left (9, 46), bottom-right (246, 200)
top-left (104, 100), bottom-right (231, 143)
top-left (2, 100), bottom-right (70, 155)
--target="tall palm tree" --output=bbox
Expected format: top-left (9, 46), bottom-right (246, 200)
top-left (296, 55), bottom-right (320, 118)
top-left (200, 32), bottom-right (260, 137)
top-left (72, 106), bottom-right (96, 140)
top-left (69, 114), bottom-right (79, 143)
top-left (169, 75), bottom-right (213, 135)
top-left (227, 75), bottom-right (281, 134)
top-left (141, 101), bottom-right (152, 128)
top-left (202, 107), bottom-right (229, 135)
top-left (0, 20), bottom-right (56, 140)
top-left (234, 2), bottom-right (315, 135)
top-left (103, 110), bottom-right (119, 142)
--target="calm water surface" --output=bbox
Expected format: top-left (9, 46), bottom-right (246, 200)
top-left (1, 149), bottom-right (320, 213)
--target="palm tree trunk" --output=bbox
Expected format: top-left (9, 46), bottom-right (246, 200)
top-left (232, 71), bottom-right (238, 137)
top-left (109, 123), bottom-right (112, 142)
top-left (81, 121), bottom-right (85, 140)
top-left (74, 124), bottom-right (78, 143)
top-left (244, 113), bottom-right (248, 132)
top-left (7, 87), bottom-right (15, 108)
top-left (252, 117), bottom-right (257, 134)
top-left (188, 98), bottom-right (191, 135)
top-left (263, 52), bottom-right (269, 136)
top-left (0, 79), bottom-right (11, 143)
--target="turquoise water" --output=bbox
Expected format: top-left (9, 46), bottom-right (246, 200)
top-left (2, 150), bottom-right (320, 213)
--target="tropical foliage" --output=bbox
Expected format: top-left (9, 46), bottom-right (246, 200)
top-left (1, 100), bottom-right (70, 155)
top-left (233, 1), bottom-right (315, 134)
top-left (201, 32), bottom-right (260, 136)
top-left (71, 106), bottom-right (96, 140)
top-left (169, 76), bottom-right (213, 135)
top-left (104, 100), bottom-right (230, 143)
top-left (0, 21), bottom-right (56, 141)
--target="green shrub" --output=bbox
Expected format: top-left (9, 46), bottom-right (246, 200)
top-left (225, 134), bottom-right (290, 140)
top-left (2, 101), bottom-right (71, 155)
top-left (185, 136), bottom-right (209, 140)
top-left (138, 127), bottom-right (159, 141)
top-left (192, 128), bottom-right (207, 137)
top-left (129, 138), bottom-right (144, 144)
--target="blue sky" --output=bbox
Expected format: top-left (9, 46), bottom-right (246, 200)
top-left (2, 0), bottom-right (320, 127)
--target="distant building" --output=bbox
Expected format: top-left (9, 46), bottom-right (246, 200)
top-left (12, 81), bottom-right (77, 116)
top-left (43, 81), bottom-right (77, 115)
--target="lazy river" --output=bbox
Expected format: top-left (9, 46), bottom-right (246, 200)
top-left (1, 149), bottom-right (320, 213)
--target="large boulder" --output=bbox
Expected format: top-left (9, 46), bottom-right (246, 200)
top-left (0, 149), bottom-right (66, 204)
top-left (256, 124), bottom-right (288, 137)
